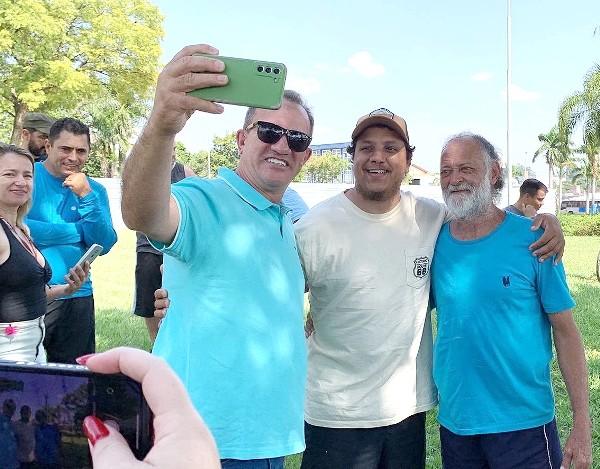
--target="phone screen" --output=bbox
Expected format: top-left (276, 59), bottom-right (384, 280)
top-left (0, 363), bottom-right (152, 468)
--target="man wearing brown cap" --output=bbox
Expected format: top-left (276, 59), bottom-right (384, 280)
top-left (294, 109), bottom-right (565, 469)
top-left (21, 112), bottom-right (56, 162)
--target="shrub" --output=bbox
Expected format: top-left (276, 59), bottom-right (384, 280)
top-left (558, 213), bottom-right (600, 236)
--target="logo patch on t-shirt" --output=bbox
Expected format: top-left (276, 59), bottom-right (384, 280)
top-left (502, 275), bottom-right (510, 287)
top-left (413, 256), bottom-right (429, 278)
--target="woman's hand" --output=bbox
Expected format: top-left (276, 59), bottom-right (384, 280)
top-left (78, 347), bottom-right (220, 469)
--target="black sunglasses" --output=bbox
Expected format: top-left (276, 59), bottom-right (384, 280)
top-left (246, 121), bottom-right (312, 152)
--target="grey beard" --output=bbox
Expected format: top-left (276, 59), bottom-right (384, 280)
top-left (443, 181), bottom-right (492, 220)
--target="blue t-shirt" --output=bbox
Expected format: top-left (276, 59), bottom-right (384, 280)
top-left (26, 163), bottom-right (117, 297)
top-left (152, 168), bottom-right (307, 459)
top-left (432, 212), bottom-right (575, 435)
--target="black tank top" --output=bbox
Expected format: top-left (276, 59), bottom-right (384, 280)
top-left (0, 220), bottom-right (52, 322)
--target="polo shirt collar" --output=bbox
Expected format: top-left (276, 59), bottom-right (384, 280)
top-left (217, 167), bottom-right (279, 211)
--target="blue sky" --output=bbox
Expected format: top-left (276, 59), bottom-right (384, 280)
top-left (151, 0), bottom-right (598, 182)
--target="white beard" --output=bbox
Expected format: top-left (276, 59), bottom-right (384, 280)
top-left (443, 180), bottom-right (492, 220)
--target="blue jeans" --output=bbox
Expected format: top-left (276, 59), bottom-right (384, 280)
top-left (221, 457), bottom-right (285, 469)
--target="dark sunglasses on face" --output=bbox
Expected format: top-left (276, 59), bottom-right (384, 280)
top-left (246, 121), bottom-right (312, 152)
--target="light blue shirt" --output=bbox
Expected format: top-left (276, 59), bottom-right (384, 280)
top-left (27, 163), bottom-right (117, 297)
top-left (152, 168), bottom-right (307, 459)
top-left (432, 212), bottom-right (575, 435)
top-left (282, 187), bottom-right (309, 222)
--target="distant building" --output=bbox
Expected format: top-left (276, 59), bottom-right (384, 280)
top-left (309, 142), bottom-right (437, 185)
top-left (310, 142), bottom-right (353, 183)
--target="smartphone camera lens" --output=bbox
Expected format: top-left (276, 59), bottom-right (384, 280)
top-left (265, 67), bottom-right (272, 73)
top-left (257, 66), bottom-right (264, 72)
top-left (274, 68), bottom-right (280, 74)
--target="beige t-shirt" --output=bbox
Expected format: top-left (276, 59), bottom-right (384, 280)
top-left (295, 191), bottom-right (447, 428)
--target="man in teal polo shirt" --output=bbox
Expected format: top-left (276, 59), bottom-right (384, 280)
top-left (121, 44), bottom-right (312, 469)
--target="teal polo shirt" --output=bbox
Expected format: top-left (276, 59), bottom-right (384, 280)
top-left (151, 168), bottom-right (307, 459)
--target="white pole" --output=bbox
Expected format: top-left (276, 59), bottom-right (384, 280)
top-left (506, 0), bottom-right (512, 206)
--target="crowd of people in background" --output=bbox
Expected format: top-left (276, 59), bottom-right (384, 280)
top-left (0, 42), bottom-right (592, 469)
top-left (0, 399), bottom-right (61, 469)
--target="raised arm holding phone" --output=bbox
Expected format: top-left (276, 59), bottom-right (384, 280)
top-left (121, 44), bottom-right (312, 467)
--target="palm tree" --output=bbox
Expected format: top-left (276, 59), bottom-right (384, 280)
top-left (533, 126), bottom-right (573, 212)
top-left (558, 63), bottom-right (600, 210)
top-left (571, 157), bottom-right (593, 213)
top-left (574, 138), bottom-right (599, 212)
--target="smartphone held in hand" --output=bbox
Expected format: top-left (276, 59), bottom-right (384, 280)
top-left (76, 244), bottom-right (103, 269)
top-left (0, 361), bottom-right (153, 466)
top-left (188, 54), bottom-right (287, 109)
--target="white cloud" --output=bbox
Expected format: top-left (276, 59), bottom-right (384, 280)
top-left (502, 84), bottom-right (541, 102)
top-left (286, 75), bottom-right (321, 96)
top-left (347, 51), bottom-right (385, 77)
top-left (471, 71), bottom-right (492, 81)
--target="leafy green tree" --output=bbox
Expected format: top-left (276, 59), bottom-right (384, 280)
top-left (174, 142), bottom-right (210, 177)
top-left (297, 151), bottom-right (350, 183)
top-left (511, 163), bottom-right (536, 181)
top-left (175, 141), bottom-right (193, 166)
top-left (176, 132), bottom-right (238, 178)
top-left (0, 0), bottom-right (164, 143)
top-left (209, 131), bottom-right (239, 175)
top-left (77, 92), bottom-right (148, 177)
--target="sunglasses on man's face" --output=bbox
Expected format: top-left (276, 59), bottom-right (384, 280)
top-left (246, 121), bottom-right (312, 152)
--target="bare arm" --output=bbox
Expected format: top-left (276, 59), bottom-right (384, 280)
top-left (45, 263), bottom-right (89, 301)
top-left (548, 310), bottom-right (592, 469)
top-left (184, 165), bottom-right (196, 177)
top-left (121, 44), bottom-right (227, 243)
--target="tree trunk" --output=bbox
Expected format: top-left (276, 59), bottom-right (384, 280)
top-left (100, 150), bottom-right (110, 178)
top-left (10, 103), bottom-right (29, 145)
top-left (585, 183), bottom-right (591, 214)
top-left (592, 175), bottom-right (597, 214)
top-left (558, 168), bottom-right (564, 215)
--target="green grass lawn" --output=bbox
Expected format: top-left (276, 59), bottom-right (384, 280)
top-left (94, 231), bottom-right (600, 468)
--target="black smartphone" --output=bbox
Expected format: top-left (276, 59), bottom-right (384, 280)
top-left (0, 361), bottom-right (152, 468)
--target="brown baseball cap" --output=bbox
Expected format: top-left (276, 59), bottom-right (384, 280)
top-left (351, 108), bottom-right (410, 143)
top-left (22, 113), bottom-right (55, 134)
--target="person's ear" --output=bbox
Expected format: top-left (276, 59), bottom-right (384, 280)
top-left (235, 129), bottom-right (246, 156)
top-left (301, 148), bottom-right (312, 165)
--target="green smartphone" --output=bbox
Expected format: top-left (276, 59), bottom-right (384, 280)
top-left (188, 54), bottom-right (287, 109)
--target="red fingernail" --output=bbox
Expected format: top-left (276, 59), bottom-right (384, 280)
top-left (83, 416), bottom-right (110, 446)
top-left (76, 353), bottom-right (96, 365)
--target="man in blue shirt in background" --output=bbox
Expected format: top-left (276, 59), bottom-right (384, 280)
top-left (27, 117), bottom-right (117, 364)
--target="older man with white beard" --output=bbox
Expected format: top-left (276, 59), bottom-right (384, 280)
top-left (431, 133), bottom-right (592, 469)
